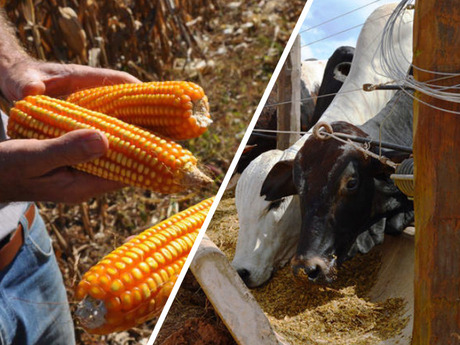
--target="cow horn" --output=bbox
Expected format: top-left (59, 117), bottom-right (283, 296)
top-left (313, 121), bottom-right (333, 140)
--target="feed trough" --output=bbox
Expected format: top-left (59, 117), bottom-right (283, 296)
top-left (195, 199), bottom-right (415, 345)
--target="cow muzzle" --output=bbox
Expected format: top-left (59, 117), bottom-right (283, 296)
top-left (291, 255), bottom-right (337, 283)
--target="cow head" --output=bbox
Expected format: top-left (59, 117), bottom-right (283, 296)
top-left (232, 150), bottom-right (301, 288)
top-left (261, 121), bottom-right (413, 283)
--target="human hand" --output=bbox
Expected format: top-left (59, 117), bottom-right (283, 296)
top-left (0, 58), bottom-right (140, 102)
top-left (0, 129), bottom-right (124, 203)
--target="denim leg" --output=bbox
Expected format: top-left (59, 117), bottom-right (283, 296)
top-left (0, 206), bottom-right (75, 345)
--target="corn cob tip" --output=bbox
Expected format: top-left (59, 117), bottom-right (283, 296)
top-left (75, 296), bottom-right (107, 331)
top-left (66, 81), bottom-right (212, 141)
top-left (192, 98), bottom-right (212, 128)
top-left (182, 165), bottom-right (213, 187)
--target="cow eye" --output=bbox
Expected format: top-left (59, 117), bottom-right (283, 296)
top-left (346, 178), bottom-right (359, 190)
top-left (267, 199), bottom-right (283, 211)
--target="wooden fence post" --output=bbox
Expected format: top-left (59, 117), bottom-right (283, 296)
top-left (277, 35), bottom-right (301, 150)
top-left (412, 0), bottom-right (460, 344)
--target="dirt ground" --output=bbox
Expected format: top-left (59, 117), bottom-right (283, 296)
top-left (156, 193), bottom-right (409, 345)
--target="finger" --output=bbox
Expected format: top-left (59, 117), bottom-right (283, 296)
top-left (1, 79), bottom-right (45, 102)
top-left (0, 135), bottom-right (123, 202)
top-left (43, 64), bottom-right (141, 97)
top-left (24, 129), bottom-right (109, 176)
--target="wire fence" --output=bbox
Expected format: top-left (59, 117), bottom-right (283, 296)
top-left (267, 0), bottom-right (460, 116)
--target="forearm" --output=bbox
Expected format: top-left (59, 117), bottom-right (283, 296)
top-left (0, 9), bottom-right (31, 73)
top-left (0, 10), bottom-right (139, 102)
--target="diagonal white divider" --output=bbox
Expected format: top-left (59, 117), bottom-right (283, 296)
top-left (146, 1), bottom-right (315, 344)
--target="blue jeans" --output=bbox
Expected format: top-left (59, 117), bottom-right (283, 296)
top-left (0, 205), bottom-right (75, 345)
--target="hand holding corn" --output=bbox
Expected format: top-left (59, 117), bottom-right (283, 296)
top-left (0, 129), bottom-right (124, 203)
top-left (7, 82), bottom-right (213, 195)
top-left (3, 80), bottom-right (214, 334)
top-left (0, 61), bottom-right (141, 203)
top-left (0, 59), bottom-right (140, 102)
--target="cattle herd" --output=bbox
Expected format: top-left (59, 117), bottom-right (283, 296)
top-left (232, 3), bottom-right (415, 288)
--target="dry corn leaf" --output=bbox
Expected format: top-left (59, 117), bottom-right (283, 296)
top-left (21, 0), bottom-right (35, 25)
top-left (58, 6), bottom-right (87, 62)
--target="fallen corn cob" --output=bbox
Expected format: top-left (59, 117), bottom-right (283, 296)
top-left (74, 197), bottom-right (214, 334)
top-left (7, 95), bottom-right (212, 193)
top-left (66, 81), bottom-right (212, 140)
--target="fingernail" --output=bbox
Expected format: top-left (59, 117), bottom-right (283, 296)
top-left (83, 132), bottom-right (106, 157)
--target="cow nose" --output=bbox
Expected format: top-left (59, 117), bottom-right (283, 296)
top-left (304, 264), bottom-right (322, 281)
top-left (236, 268), bottom-right (250, 284)
top-left (291, 255), bottom-right (328, 282)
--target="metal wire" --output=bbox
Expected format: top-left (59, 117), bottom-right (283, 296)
top-left (377, 0), bottom-right (460, 112)
top-left (263, 86), bottom-right (366, 108)
top-left (299, 0), bottom-right (382, 34)
top-left (301, 12), bottom-right (392, 48)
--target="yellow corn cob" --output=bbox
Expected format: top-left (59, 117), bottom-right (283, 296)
top-left (74, 197), bottom-right (214, 334)
top-left (66, 81), bottom-right (212, 140)
top-left (7, 95), bottom-right (212, 193)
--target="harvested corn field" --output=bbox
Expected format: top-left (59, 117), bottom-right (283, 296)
top-left (2, 0), bottom-right (305, 344)
top-left (160, 194), bottom-right (409, 344)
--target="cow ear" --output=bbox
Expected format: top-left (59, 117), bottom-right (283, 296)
top-left (260, 160), bottom-right (296, 201)
top-left (370, 149), bottom-right (411, 178)
top-left (381, 150), bottom-right (412, 164)
top-left (333, 61), bottom-right (351, 82)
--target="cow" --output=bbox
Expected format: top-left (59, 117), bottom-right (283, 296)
top-left (231, 3), bottom-right (413, 288)
top-left (232, 60), bottom-right (326, 179)
top-left (234, 49), bottom-right (354, 177)
top-left (300, 59), bottom-right (327, 130)
top-left (261, 90), bottom-right (414, 283)
top-left (301, 59), bottom-right (327, 104)
top-left (310, 46), bottom-right (355, 127)
top-left (233, 150), bottom-right (301, 287)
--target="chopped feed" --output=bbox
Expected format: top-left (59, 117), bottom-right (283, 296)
top-left (207, 195), bottom-right (409, 345)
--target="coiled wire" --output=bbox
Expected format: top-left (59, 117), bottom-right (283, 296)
top-left (377, 0), bottom-right (460, 113)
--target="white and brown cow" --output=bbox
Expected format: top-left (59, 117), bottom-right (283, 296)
top-left (232, 3), bottom-right (413, 288)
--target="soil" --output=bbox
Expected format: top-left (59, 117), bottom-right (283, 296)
top-left (161, 318), bottom-right (235, 345)
top-left (154, 271), bottom-right (237, 345)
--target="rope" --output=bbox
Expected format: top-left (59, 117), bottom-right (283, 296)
top-left (312, 122), bottom-right (398, 169)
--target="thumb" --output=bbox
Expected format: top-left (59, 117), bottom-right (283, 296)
top-left (20, 80), bottom-right (46, 98)
top-left (35, 129), bottom-right (109, 174)
top-left (0, 66), bottom-right (46, 101)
